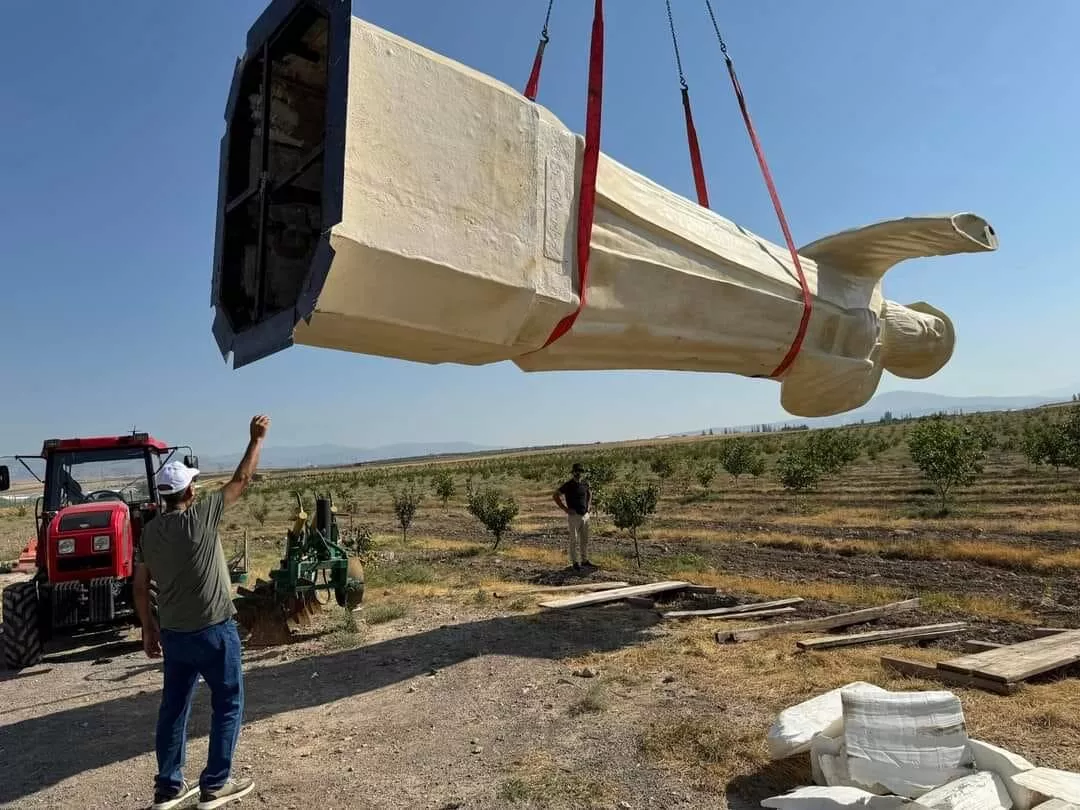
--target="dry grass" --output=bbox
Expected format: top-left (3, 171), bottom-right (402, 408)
top-left (656, 569), bottom-right (1037, 624)
top-left (746, 532), bottom-right (1080, 574)
top-left (568, 682), bottom-right (611, 717)
top-left (499, 749), bottom-right (614, 808)
top-left (639, 716), bottom-right (774, 780)
top-left (362, 602), bottom-right (408, 624)
top-left (409, 536), bottom-right (1037, 623)
top-left (592, 626), bottom-right (1080, 779)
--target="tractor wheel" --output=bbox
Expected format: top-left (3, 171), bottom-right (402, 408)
top-left (335, 558), bottom-right (366, 610)
top-left (2, 581), bottom-right (43, 670)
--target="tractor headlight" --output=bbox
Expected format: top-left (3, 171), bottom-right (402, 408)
top-left (58, 538), bottom-right (76, 555)
top-left (92, 535), bottom-right (111, 552)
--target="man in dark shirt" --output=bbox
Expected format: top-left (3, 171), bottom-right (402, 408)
top-left (135, 415), bottom-right (269, 810)
top-left (553, 463), bottom-right (592, 570)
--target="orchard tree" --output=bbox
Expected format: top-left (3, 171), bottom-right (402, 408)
top-left (649, 454), bottom-right (675, 492)
top-left (718, 438), bottom-right (763, 485)
top-left (776, 446), bottom-right (820, 495)
top-left (390, 486), bottom-right (423, 542)
top-left (1062, 406), bottom-right (1080, 469)
top-left (466, 484), bottom-right (519, 550)
top-left (1021, 423), bottom-right (1067, 471)
top-left (584, 457), bottom-right (617, 501)
top-left (602, 479), bottom-right (659, 566)
top-left (696, 461), bottom-right (717, 490)
top-left (864, 433), bottom-right (890, 462)
top-left (432, 469), bottom-right (456, 508)
top-left (805, 429), bottom-right (861, 475)
top-left (907, 417), bottom-right (986, 512)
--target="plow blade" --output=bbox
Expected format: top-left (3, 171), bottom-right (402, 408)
top-left (234, 584), bottom-right (330, 647)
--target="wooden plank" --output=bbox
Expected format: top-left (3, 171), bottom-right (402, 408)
top-left (716, 599), bottom-right (921, 644)
top-left (683, 585), bottom-right (718, 595)
top-left (708, 607), bottom-right (797, 621)
top-left (526, 581), bottom-right (630, 595)
top-left (539, 581), bottom-right (689, 609)
top-left (661, 598), bottom-right (804, 619)
top-left (938, 630), bottom-right (1080, 684)
top-left (880, 656), bottom-right (1018, 696)
top-left (1031, 627), bottom-right (1072, 638)
top-left (796, 622), bottom-right (967, 651)
top-left (961, 640), bottom-right (1004, 653)
top-left (624, 596), bottom-right (656, 609)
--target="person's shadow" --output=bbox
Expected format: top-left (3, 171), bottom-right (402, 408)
top-left (0, 606), bottom-right (660, 805)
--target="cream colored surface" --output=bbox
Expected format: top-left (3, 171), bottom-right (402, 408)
top-left (296, 16), bottom-right (997, 417)
top-left (968, 739), bottom-right (1042, 810)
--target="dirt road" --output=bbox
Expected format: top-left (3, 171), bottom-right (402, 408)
top-left (0, 597), bottom-right (762, 810)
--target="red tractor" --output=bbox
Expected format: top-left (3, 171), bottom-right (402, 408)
top-left (0, 433), bottom-right (200, 669)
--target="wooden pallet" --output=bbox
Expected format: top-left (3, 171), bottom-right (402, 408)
top-left (937, 630), bottom-right (1080, 684)
top-left (883, 629), bottom-right (1080, 694)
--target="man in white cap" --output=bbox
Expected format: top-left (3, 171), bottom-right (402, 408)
top-left (134, 415), bottom-right (269, 810)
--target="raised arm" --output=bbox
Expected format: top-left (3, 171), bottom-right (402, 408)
top-left (222, 415), bottom-right (271, 508)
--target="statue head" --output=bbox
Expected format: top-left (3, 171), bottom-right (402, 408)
top-left (880, 300), bottom-right (955, 379)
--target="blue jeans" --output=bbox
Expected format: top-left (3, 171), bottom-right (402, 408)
top-left (156, 619), bottom-right (244, 793)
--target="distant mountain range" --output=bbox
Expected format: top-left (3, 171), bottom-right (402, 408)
top-left (198, 441), bottom-right (495, 471)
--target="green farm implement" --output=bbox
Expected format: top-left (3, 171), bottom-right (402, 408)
top-left (234, 494), bottom-right (364, 645)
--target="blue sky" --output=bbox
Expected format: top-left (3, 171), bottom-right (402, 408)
top-left (1, 1), bottom-right (1077, 456)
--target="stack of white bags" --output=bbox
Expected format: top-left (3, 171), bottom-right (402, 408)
top-left (763, 683), bottom-right (1080, 810)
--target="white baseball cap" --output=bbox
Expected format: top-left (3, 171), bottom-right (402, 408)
top-left (156, 461), bottom-right (199, 496)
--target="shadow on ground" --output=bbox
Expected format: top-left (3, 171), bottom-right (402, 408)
top-left (0, 606), bottom-right (660, 805)
top-left (725, 758), bottom-right (810, 809)
top-left (0, 629), bottom-right (141, 683)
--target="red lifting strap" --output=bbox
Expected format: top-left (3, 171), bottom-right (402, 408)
top-left (667, 0), bottom-right (710, 208)
top-left (724, 57), bottom-right (812, 379)
top-left (681, 87), bottom-right (710, 208)
top-left (537, 0), bottom-right (604, 351)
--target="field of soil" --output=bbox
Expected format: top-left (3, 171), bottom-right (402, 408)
top-left (2, 410), bottom-right (1080, 808)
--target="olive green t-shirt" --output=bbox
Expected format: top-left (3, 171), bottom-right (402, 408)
top-left (136, 491), bottom-right (236, 632)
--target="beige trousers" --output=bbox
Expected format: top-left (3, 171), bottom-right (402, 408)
top-left (567, 512), bottom-right (590, 564)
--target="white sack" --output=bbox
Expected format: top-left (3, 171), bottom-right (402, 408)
top-left (912, 771), bottom-right (1013, 810)
top-left (968, 739), bottom-right (1041, 810)
top-left (1031, 800), bottom-right (1079, 810)
top-left (768, 682), bottom-right (888, 760)
top-left (810, 732), bottom-right (887, 792)
top-left (812, 732), bottom-right (846, 787)
top-left (842, 689), bottom-right (974, 798)
top-left (761, 786), bottom-right (913, 810)
top-left (1014, 770), bottom-right (1080, 805)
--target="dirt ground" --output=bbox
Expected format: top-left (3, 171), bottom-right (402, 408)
top-left (0, 570), bottom-right (762, 810)
top-left (3, 545), bottom-right (1080, 810)
top-left (4, 420), bottom-right (1080, 808)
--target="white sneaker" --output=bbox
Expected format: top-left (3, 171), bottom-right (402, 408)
top-left (152, 780), bottom-right (199, 810)
top-left (197, 778), bottom-right (255, 810)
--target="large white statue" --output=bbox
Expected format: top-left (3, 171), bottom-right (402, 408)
top-left (211, 5), bottom-right (997, 417)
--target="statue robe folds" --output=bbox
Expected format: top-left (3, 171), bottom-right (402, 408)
top-left (212, 1), bottom-right (997, 417)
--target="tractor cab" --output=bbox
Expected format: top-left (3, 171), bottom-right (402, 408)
top-left (0, 433), bottom-right (198, 669)
top-left (38, 436), bottom-right (170, 572)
